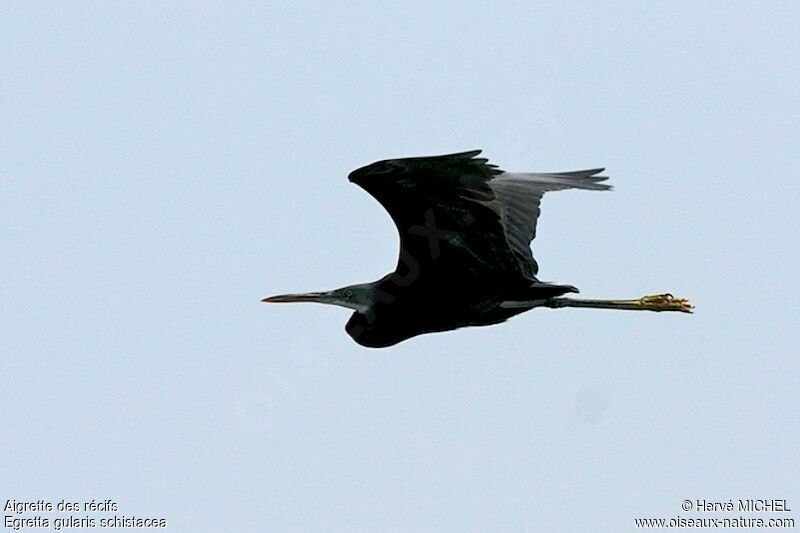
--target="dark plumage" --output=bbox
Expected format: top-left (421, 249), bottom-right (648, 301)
top-left (264, 150), bottom-right (692, 347)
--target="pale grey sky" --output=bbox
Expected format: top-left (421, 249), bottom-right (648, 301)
top-left (2, 2), bottom-right (798, 531)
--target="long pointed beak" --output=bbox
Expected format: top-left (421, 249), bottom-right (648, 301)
top-left (261, 292), bottom-right (328, 304)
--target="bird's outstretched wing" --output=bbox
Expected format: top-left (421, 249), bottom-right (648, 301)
top-left (348, 150), bottom-right (609, 285)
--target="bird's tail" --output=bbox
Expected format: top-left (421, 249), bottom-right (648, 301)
top-left (525, 282), bottom-right (579, 299)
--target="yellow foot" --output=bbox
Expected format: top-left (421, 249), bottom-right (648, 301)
top-left (638, 293), bottom-right (694, 313)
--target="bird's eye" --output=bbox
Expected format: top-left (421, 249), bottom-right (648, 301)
top-left (345, 289), bottom-right (353, 297)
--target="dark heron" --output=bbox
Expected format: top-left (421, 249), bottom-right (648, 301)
top-left (263, 150), bottom-right (692, 347)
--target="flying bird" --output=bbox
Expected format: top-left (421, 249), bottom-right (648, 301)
top-left (263, 150), bottom-right (692, 347)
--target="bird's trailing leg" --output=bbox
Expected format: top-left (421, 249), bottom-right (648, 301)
top-left (546, 293), bottom-right (694, 313)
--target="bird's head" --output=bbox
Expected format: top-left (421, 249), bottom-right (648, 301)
top-left (262, 283), bottom-right (375, 312)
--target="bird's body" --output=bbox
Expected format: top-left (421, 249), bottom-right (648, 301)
top-left (344, 273), bottom-right (574, 348)
top-left (264, 150), bottom-right (692, 347)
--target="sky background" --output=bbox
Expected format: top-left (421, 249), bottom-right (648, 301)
top-left (2, 2), bottom-right (798, 531)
